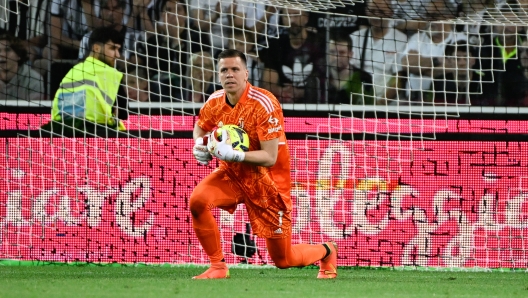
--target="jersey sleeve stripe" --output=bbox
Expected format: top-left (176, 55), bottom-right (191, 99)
top-left (248, 89), bottom-right (274, 113)
top-left (249, 94), bottom-right (272, 113)
top-left (249, 89), bottom-right (274, 108)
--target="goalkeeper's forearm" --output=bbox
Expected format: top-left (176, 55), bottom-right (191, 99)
top-left (193, 123), bottom-right (209, 140)
top-left (241, 150), bottom-right (277, 167)
top-left (241, 138), bottom-right (279, 167)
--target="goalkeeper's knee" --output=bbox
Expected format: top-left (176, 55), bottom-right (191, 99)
top-left (189, 192), bottom-right (216, 218)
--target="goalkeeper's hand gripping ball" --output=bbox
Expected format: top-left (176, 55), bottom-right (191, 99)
top-left (193, 137), bottom-right (212, 166)
top-left (207, 124), bottom-right (249, 162)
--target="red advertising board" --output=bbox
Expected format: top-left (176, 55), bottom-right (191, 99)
top-left (2, 138), bottom-right (528, 268)
top-left (1, 113), bottom-right (527, 134)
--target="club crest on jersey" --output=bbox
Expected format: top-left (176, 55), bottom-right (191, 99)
top-left (238, 118), bottom-right (244, 129)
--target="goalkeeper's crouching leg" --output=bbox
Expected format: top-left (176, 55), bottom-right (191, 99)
top-left (266, 236), bottom-right (337, 278)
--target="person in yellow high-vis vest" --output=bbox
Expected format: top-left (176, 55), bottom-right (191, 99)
top-left (42, 25), bottom-right (126, 137)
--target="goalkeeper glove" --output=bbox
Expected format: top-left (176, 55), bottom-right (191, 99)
top-left (211, 129), bottom-right (245, 162)
top-left (193, 137), bottom-right (212, 165)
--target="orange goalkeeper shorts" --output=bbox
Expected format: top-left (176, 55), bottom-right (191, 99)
top-left (194, 169), bottom-right (291, 239)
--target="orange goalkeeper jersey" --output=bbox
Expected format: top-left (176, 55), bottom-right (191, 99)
top-left (197, 82), bottom-right (291, 212)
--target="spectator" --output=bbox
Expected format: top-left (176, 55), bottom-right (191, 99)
top-left (433, 42), bottom-right (481, 105)
top-left (123, 64), bottom-right (149, 102)
top-left (350, 0), bottom-right (407, 105)
top-left (394, 0), bottom-right (458, 33)
top-left (190, 0), bottom-right (239, 54)
top-left (146, 0), bottom-right (204, 79)
top-left (50, 0), bottom-right (101, 59)
top-left (479, 7), bottom-right (526, 106)
top-left (400, 21), bottom-right (468, 102)
top-left (79, 0), bottom-right (146, 67)
top-left (185, 51), bottom-right (219, 102)
top-left (456, 0), bottom-right (495, 45)
top-left (0, 0), bottom-right (49, 66)
top-left (0, 34), bottom-right (44, 100)
top-left (326, 35), bottom-right (357, 104)
top-left (519, 39), bottom-right (528, 105)
top-left (260, 8), bottom-right (325, 103)
top-left (232, 2), bottom-right (278, 44)
top-left (126, 0), bottom-right (155, 36)
top-left (41, 26), bottom-right (127, 137)
top-left (230, 28), bottom-right (263, 87)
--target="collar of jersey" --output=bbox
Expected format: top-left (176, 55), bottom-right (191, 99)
top-left (225, 82), bottom-right (251, 107)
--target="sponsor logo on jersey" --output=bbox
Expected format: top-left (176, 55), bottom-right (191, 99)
top-left (268, 125), bottom-right (282, 134)
top-left (274, 228), bottom-right (283, 234)
top-left (268, 116), bottom-right (281, 133)
top-left (268, 116), bottom-right (279, 126)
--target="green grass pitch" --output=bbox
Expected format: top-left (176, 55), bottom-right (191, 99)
top-left (0, 266), bottom-right (527, 298)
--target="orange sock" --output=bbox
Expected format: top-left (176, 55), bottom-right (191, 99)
top-left (266, 236), bottom-right (327, 268)
top-left (194, 227), bottom-right (224, 263)
top-left (290, 243), bottom-right (328, 266)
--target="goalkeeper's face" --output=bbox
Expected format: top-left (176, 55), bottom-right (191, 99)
top-left (218, 57), bottom-right (249, 96)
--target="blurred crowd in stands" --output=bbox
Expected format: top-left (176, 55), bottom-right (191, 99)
top-left (2, 0), bottom-right (528, 106)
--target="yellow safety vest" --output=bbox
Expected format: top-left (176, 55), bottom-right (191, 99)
top-left (51, 57), bottom-right (126, 131)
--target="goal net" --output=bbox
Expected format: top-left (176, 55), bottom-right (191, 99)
top-left (1, 0), bottom-right (528, 270)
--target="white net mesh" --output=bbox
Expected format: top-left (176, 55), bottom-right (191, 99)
top-left (1, 0), bottom-right (528, 269)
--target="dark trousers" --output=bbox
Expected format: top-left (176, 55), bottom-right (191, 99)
top-left (39, 118), bottom-right (126, 138)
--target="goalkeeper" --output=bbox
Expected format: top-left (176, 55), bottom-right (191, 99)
top-left (191, 49), bottom-right (337, 279)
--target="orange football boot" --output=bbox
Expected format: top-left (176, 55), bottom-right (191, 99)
top-left (317, 241), bottom-right (338, 279)
top-left (192, 262), bottom-right (230, 279)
